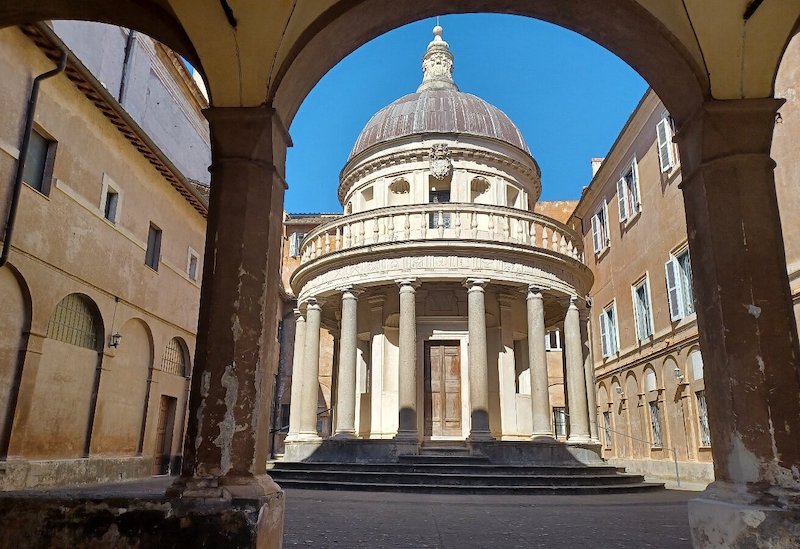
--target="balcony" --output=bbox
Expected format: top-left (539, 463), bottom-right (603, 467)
top-left (299, 203), bottom-right (585, 265)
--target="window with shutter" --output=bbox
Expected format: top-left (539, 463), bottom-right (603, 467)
top-left (633, 278), bottom-right (653, 340)
top-left (599, 310), bottom-right (609, 357)
top-left (608, 303), bottom-right (619, 354)
top-left (617, 178), bottom-right (628, 221)
top-left (602, 200), bottom-right (610, 244)
top-left (665, 257), bottom-right (684, 321)
top-left (656, 117), bottom-right (674, 172)
top-left (591, 213), bottom-right (602, 253)
top-left (677, 250), bottom-right (695, 315)
top-left (629, 159), bottom-right (640, 213)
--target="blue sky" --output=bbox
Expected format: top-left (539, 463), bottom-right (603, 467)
top-left (285, 14), bottom-right (648, 214)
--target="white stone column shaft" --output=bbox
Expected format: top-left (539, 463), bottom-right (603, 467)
top-left (334, 287), bottom-right (359, 438)
top-left (286, 309), bottom-right (306, 439)
top-left (565, 296), bottom-right (591, 442)
top-left (466, 278), bottom-right (493, 440)
top-left (527, 288), bottom-right (553, 439)
top-left (299, 298), bottom-right (322, 439)
top-left (580, 306), bottom-right (599, 442)
top-left (396, 279), bottom-right (418, 440)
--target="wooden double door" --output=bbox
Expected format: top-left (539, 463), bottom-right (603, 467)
top-left (424, 341), bottom-right (462, 437)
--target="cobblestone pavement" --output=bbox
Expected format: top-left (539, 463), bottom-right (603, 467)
top-left (283, 489), bottom-right (694, 549)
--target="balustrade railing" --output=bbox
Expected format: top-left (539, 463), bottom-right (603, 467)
top-left (299, 203), bottom-right (585, 264)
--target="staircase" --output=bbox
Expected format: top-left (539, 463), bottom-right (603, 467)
top-left (268, 446), bottom-right (663, 494)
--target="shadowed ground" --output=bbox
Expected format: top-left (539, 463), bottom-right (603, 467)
top-left (283, 488), bottom-right (693, 548)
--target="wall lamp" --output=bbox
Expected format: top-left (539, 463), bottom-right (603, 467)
top-left (614, 386), bottom-right (624, 397)
top-left (109, 332), bottom-right (123, 348)
top-left (674, 366), bottom-right (685, 382)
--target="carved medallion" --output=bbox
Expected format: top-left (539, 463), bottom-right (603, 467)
top-left (429, 143), bottom-right (452, 180)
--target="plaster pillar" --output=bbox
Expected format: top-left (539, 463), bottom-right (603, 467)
top-left (676, 99), bottom-right (800, 547)
top-left (170, 106), bottom-right (287, 509)
top-left (396, 279), bottom-right (418, 441)
top-left (285, 309), bottom-right (306, 441)
top-left (580, 305), bottom-right (599, 442)
top-left (368, 295), bottom-right (385, 437)
top-left (465, 278), bottom-right (493, 441)
top-left (527, 287), bottom-right (553, 440)
top-left (161, 108), bottom-right (286, 548)
top-left (334, 286), bottom-right (360, 439)
top-left (564, 296), bottom-right (591, 443)
top-left (298, 298), bottom-right (323, 440)
top-left (497, 294), bottom-right (517, 439)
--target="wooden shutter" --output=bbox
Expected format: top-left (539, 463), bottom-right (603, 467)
top-left (602, 200), bottom-right (610, 246)
top-left (599, 311), bottom-right (609, 357)
top-left (630, 159), bottom-right (641, 212)
top-left (665, 258), bottom-right (684, 321)
top-left (591, 214), bottom-right (602, 253)
top-left (617, 178), bottom-right (628, 222)
top-left (656, 117), bottom-right (674, 172)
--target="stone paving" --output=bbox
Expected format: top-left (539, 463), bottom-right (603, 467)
top-left (283, 488), bottom-right (694, 548)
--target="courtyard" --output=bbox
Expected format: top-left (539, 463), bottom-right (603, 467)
top-left (283, 488), bottom-right (694, 548)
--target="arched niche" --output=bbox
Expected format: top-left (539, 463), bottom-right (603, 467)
top-left (91, 317), bottom-right (153, 456)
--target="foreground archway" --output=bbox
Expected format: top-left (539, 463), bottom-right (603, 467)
top-left (1, 2), bottom-right (799, 547)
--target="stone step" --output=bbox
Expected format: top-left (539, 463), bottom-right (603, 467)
top-left (398, 454), bottom-right (490, 464)
top-left (273, 478), bottom-right (665, 495)
top-left (269, 461), bottom-right (625, 476)
top-left (268, 469), bottom-right (648, 487)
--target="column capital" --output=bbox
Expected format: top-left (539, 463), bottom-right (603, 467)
top-left (464, 278), bottom-right (490, 292)
top-left (396, 278), bottom-right (420, 291)
top-left (303, 296), bottom-right (324, 311)
top-left (526, 286), bottom-right (544, 300)
top-left (292, 307), bottom-right (305, 321)
top-left (337, 286), bottom-right (363, 299)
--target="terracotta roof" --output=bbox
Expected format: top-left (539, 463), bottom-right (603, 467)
top-left (349, 89), bottom-right (530, 159)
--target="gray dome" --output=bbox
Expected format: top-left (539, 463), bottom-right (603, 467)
top-left (349, 89), bottom-right (530, 159)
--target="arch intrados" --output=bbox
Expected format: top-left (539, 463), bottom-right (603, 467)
top-left (0, 0), bottom-right (200, 68)
top-left (273, 0), bottom-right (709, 129)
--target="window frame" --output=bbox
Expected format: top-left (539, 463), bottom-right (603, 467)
top-left (599, 301), bottom-right (619, 358)
top-left (552, 406), bottom-right (567, 438)
top-left (602, 411), bottom-right (613, 449)
top-left (665, 247), bottom-right (695, 321)
top-left (649, 400), bottom-right (664, 448)
top-left (656, 114), bottom-right (676, 172)
top-left (99, 174), bottom-right (121, 224)
top-left (288, 231), bottom-right (306, 258)
top-left (187, 247), bottom-right (200, 281)
top-left (632, 275), bottom-right (654, 341)
top-left (145, 222), bottom-right (162, 271)
top-left (545, 329), bottom-right (562, 351)
top-left (616, 157), bottom-right (641, 223)
top-left (21, 126), bottom-right (57, 196)
top-left (591, 199), bottom-right (610, 254)
top-left (696, 390), bottom-right (712, 447)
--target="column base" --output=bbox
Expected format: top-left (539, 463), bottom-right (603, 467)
top-left (166, 472), bottom-right (282, 500)
top-left (284, 432), bottom-right (321, 444)
top-left (689, 482), bottom-right (800, 548)
top-left (331, 431), bottom-right (357, 440)
top-left (468, 431), bottom-right (495, 442)
top-left (567, 434), bottom-right (592, 444)
top-left (531, 432), bottom-right (557, 443)
top-left (394, 430), bottom-right (419, 443)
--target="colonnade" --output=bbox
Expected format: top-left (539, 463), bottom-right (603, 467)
top-left (286, 280), bottom-right (598, 446)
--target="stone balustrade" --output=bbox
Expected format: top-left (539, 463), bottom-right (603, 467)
top-left (299, 204), bottom-right (585, 264)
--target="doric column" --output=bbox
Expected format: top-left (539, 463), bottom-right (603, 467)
top-left (334, 286), bottom-right (360, 438)
top-left (527, 287), bottom-right (553, 439)
top-left (171, 106), bottom-right (287, 502)
top-left (465, 278), bottom-right (493, 441)
top-left (564, 296), bottom-right (591, 443)
top-left (677, 99), bottom-right (800, 546)
top-left (580, 304), bottom-right (599, 442)
top-left (368, 295), bottom-right (385, 437)
top-left (396, 279), bottom-right (418, 441)
top-left (285, 309), bottom-right (306, 440)
top-left (298, 297), bottom-right (323, 439)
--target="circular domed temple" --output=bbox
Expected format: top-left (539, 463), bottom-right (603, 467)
top-left (284, 27), bottom-right (597, 465)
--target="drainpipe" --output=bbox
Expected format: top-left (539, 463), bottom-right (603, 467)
top-left (0, 49), bottom-right (68, 268)
top-left (118, 29), bottom-right (136, 103)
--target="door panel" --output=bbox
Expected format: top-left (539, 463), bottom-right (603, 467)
top-left (424, 342), bottom-right (461, 437)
